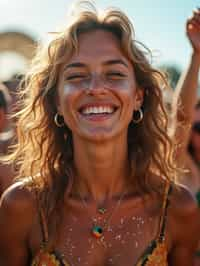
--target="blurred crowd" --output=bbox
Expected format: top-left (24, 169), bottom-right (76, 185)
top-left (0, 6), bottom-right (200, 266)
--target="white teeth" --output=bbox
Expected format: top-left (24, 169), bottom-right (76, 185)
top-left (94, 107), bottom-right (98, 113)
top-left (82, 106), bottom-right (114, 115)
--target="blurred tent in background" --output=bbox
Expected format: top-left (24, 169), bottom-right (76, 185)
top-left (0, 30), bottom-right (37, 81)
top-left (0, 30), bottom-right (37, 150)
top-left (0, 30), bottom-right (37, 114)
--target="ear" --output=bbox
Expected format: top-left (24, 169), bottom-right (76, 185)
top-left (0, 109), bottom-right (4, 122)
top-left (134, 88), bottom-right (144, 110)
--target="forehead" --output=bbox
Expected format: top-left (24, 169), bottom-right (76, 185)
top-left (67, 29), bottom-right (131, 66)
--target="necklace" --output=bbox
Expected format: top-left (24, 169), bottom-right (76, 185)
top-left (80, 192), bottom-right (125, 240)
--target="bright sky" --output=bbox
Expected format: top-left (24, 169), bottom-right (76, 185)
top-left (0, 0), bottom-right (199, 79)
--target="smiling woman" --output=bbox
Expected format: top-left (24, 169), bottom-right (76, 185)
top-left (0, 1), bottom-right (199, 266)
top-left (57, 29), bottom-right (139, 142)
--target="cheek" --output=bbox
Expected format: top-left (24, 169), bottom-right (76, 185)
top-left (115, 79), bottom-right (135, 92)
top-left (62, 83), bottom-right (82, 96)
top-left (59, 84), bottom-right (80, 112)
top-left (116, 87), bottom-right (136, 124)
top-left (113, 78), bottom-right (136, 96)
top-left (118, 82), bottom-right (136, 109)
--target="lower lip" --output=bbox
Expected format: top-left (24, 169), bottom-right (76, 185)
top-left (79, 112), bottom-right (115, 122)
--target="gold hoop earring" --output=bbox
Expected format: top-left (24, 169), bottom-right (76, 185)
top-left (54, 113), bottom-right (65, 127)
top-left (132, 108), bottom-right (143, 124)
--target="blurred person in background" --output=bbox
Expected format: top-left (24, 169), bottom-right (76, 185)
top-left (173, 8), bottom-right (200, 196)
top-left (0, 83), bottom-right (15, 196)
top-left (172, 8), bottom-right (200, 266)
top-left (0, 82), bottom-right (12, 153)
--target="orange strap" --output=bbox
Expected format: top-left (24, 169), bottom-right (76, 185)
top-left (157, 180), bottom-right (172, 241)
top-left (34, 187), bottom-right (49, 246)
top-left (39, 207), bottom-right (49, 245)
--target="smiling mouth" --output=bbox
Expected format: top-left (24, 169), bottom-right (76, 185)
top-left (78, 104), bottom-right (119, 120)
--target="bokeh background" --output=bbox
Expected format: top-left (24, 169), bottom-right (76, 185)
top-left (0, 0), bottom-right (199, 86)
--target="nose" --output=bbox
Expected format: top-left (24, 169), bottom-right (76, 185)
top-left (86, 73), bottom-right (107, 95)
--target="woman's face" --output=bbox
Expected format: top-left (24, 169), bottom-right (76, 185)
top-left (57, 29), bottom-right (143, 142)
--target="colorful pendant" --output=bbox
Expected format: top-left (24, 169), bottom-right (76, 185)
top-left (92, 225), bottom-right (103, 238)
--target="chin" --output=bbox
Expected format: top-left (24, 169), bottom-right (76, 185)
top-left (76, 127), bottom-right (127, 143)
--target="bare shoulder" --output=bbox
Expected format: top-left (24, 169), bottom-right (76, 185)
top-left (151, 174), bottom-right (197, 217)
top-left (170, 183), bottom-right (198, 219)
top-left (0, 181), bottom-right (38, 265)
top-left (0, 181), bottom-right (38, 240)
top-left (168, 183), bottom-right (200, 246)
top-left (149, 175), bottom-right (199, 264)
top-left (0, 181), bottom-right (36, 216)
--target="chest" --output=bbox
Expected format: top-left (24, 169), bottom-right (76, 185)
top-left (30, 196), bottom-right (171, 266)
top-left (51, 210), bottom-right (161, 266)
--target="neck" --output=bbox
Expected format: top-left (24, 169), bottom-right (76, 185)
top-left (71, 133), bottom-right (131, 204)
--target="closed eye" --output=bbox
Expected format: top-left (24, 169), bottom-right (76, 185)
top-left (66, 74), bottom-right (88, 81)
top-left (106, 72), bottom-right (127, 78)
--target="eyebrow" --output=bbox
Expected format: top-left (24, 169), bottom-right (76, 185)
top-left (103, 59), bottom-right (129, 68)
top-left (64, 59), bottom-right (129, 71)
top-left (64, 62), bottom-right (86, 70)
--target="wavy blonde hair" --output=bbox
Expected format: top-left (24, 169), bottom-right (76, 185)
top-left (7, 1), bottom-right (177, 225)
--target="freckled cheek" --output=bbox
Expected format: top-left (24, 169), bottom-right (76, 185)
top-left (59, 85), bottom-right (81, 120)
top-left (62, 83), bottom-right (84, 95)
top-left (116, 82), bottom-right (136, 106)
top-left (114, 79), bottom-right (136, 98)
top-left (124, 96), bottom-right (135, 120)
top-left (118, 89), bottom-right (136, 122)
top-left (112, 79), bottom-right (135, 90)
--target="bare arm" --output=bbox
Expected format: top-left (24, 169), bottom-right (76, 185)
top-left (168, 186), bottom-right (200, 265)
top-left (173, 9), bottom-right (200, 160)
top-left (173, 53), bottom-right (200, 121)
top-left (0, 183), bottom-right (36, 266)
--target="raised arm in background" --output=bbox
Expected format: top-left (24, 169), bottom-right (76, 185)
top-left (173, 9), bottom-right (200, 182)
